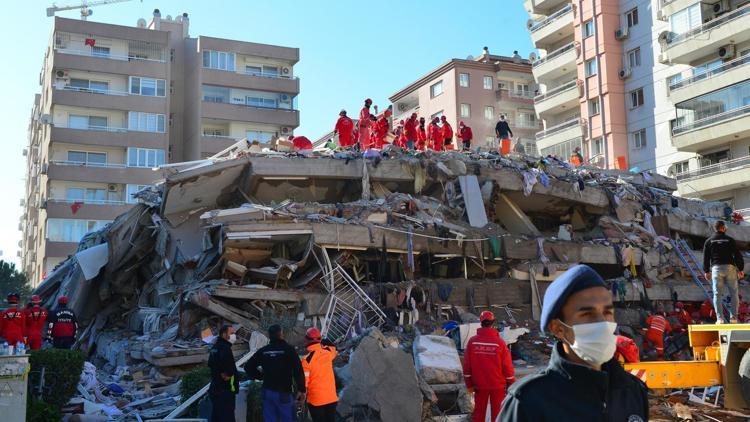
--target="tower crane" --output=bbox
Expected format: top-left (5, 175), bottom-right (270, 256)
top-left (46, 0), bottom-right (139, 20)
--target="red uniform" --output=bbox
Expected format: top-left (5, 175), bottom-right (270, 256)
top-left (645, 315), bottom-right (671, 357)
top-left (614, 335), bottom-right (640, 363)
top-left (292, 136), bottom-right (313, 150)
top-left (463, 327), bottom-right (515, 422)
top-left (0, 306), bottom-right (26, 346)
top-left (404, 117), bottom-right (417, 143)
top-left (428, 123), bottom-right (442, 151)
top-left (373, 117), bottom-right (389, 149)
top-left (459, 126), bottom-right (473, 142)
top-left (358, 106), bottom-right (371, 147)
top-left (24, 305), bottom-right (48, 350)
top-left (416, 126), bottom-right (427, 150)
top-left (335, 116), bottom-right (355, 147)
top-left (441, 121), bottom-right (454, 149)
top-left (700, 300), bottom-right (717, 321)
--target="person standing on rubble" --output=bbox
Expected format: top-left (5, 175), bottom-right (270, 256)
top-left (404, 113), bottom-right (418, 150)
top-left (334, 110), bottom-right (355, 149)
top-left (208, 324), bottom-right (239, 422)
top-left (47, 296), bottom-right (77, 349)
top-left (703, 220), bottom-right (745, 323)
top-left (458, 121), bottom-right (473, 151)
top-left (0, 293), bottom-right (26, 348)
top-left (500, 265), bottom-right (649, 422)
top-left (301, 327), bottom-right (338, 422)
top-left (357, 99), bottom-right (373, 148)
top-left (416, 117), bottom-right (428, 150)
top-left (440, 116), bottom-right (454, 150)
top-left (463, 311), bottom-right (515, 422)
top-left (24, 295), bottom-right (48, 350)
top-left (245, 324), bottom-right (306, 422)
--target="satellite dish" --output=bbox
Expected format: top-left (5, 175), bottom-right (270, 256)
top-left (137, 18), bottom-right (147, 28)
top-left (466, 55), bottom-right (475, 61)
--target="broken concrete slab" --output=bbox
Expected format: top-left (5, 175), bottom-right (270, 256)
top-left (495, 193), bottom-right (541, 236)
top-left (413, 335), bottom-right (463, 385)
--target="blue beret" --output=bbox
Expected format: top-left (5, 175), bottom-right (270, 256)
top-left (540, 264), bottom-right (607, 333)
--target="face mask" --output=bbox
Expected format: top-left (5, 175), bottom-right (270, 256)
top-left (228, 334), bottom-right (237, 344)
top-left (559, 321), bottom-right (617, 366)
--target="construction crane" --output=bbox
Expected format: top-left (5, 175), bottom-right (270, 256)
top-left (46, 0), bottom-right (138, 20)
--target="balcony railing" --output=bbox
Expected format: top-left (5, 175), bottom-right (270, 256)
top-left (668, 4), bottom-right (750, 45)
top-left (47, 198), bottom-right (127, 206)
top-left (54, 47), bottom-right (167, 63)
top-left (202, 133), bottom-right (241, 140)
top-left (669, 54), bottom-right (750, 92)
top-left (536, 117), bottom-right (582, 139)
top-left (532, 42), bottom-right (577, 67)
top-left (50, 160), bottom-right (127, 168)
top-left (530, 4), bottom-right (573, 32)
top-left (675, 155), bottom-right (750, 181)
top-left (508, 91), bottom-right (535, 100)
top-left (203, 99), bottom-right (298, 113)
top-left (534, 79), bottom-right (578, 102)
top-left (516, 121), bottom-right (541, 129)
top-left (60, 85), bottom-right (130, 96)
top-left (672, 104), bottom-right (750, 135)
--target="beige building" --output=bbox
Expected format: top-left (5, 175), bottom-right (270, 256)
top-left (20, 10), bottom-right (300, 284)
top-left (389, 49), bottom-right (539, 152)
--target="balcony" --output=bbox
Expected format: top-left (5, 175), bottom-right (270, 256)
top-left (45, 198), bottom-right (133, 220)
top-left (676, 156), bottom-right (750, 197)
top-left (528, 0), bottom-right (570, 15)
top-left (202, 69), bottom-right (300, 94)
top-left (52, 48), bottom-right (168, 79)
top-left (50, 125), bottom-right (168, 149)
top-left (535, 117), bottom-right (584, 151)
top-left (201, 101), bottom-right (299, 127)
top-left (529, 4), bottom-right (574, 48)
top-left (659, 0), bottom-right (696, 19)
top-left (201, 134), bottom-right (244, 155)
top-left (532, 42), bottom-right (577, 83)
top-left (52, 86), bottom-right (166, 114)
top-left (44, 240), bottom-right (78, 259)
top-left (668, 55), bottom-right (750, 104)
top-left (534, 80), bottom-right (579, 118)
top-left (496, 89), bottom-right (535, 104)
top-left (664, 4), bottom-right (750, 64)
top-left (46, 161), bottom-right (159, 185)
top-left (672, 105), bottom-right (750, 152)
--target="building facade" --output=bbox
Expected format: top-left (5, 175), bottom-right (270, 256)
top-left (389, 50), bottom-right (540, 152)
top-left (20, 11), bottom-right (300, 285)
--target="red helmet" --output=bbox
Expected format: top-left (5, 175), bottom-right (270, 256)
top-left (479, 311), bottom-right (495, 323)
top-left (440, 115), bottom-right (447, 121)
top-left (675, 302), bottom-right (684, 309)
top-left (411, 113), bottom-right (417, 119)
top-left (305, 327), bottom-right (322, 344)
top-left (459, 121), bottom-right (465, 126)
top-left (6, 293), bottom-right (19, 305)
top-left (31, 295), bottom-right (41, 304)
top-left (58, 296), bottom-right (68, 305)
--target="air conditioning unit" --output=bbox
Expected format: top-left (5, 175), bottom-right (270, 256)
top-left (40, 114), bottom-right (52, 124)
top-left (619, 68), bottom-right (632, 79)
top-left (55, 69), bottom-right (69, 78)
top-left (714, 0), bottom-right (730, 15)
top-left (615, 26), bottom-right (629, 40)
top-left (281, 127), bottom-right (290, 134)
top-left (280, 94), bottom-right (291, 103)
top-left (281, 67), bottom-right (290, 75)
top-left (107, 184), bottom-right (117, 192)
top-left (719, 44), bottom-right (736, 60)
top-left (40, 163), bottom-right (48, 174)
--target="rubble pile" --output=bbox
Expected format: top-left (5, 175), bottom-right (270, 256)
top-left (33, 141), bottom-right (750, 420)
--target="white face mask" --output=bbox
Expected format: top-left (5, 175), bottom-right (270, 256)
top-left (559, 321), bottom-right (617, 367)
top-left (228, 333), bottom-right (237, 344)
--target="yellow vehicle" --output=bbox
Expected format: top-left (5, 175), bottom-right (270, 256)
top-left (624, 324), bottom-right (750, 409)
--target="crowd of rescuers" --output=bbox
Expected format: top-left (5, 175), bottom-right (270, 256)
top-left (0, 294), bottom-right (78, 351)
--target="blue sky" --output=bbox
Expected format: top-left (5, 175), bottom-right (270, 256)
top-left (0, 0), bottom-right (533, 268)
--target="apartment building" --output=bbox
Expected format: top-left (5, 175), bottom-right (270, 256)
top-left (20, 10), bottom-right (300, 285)
top-left (389, 49), bottom-right (540, 152)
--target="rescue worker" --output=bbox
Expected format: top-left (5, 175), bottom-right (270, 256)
top-left (428, 118), bottom-right (442, 151)
top-left (47, 296), bottom-right (77, 349)
top-left (404, 113), bottom-right (418, 150)
top-left (645, 312), bottom-right (671, 359)
top-left (703, 220), bottom-right (745, 323)
top-left (463, 311), bottom-right (515, 422)
top-left (672, 302), bottom-right (693, 330)
top-left (208, 324), bottom-right (239, 422)
top-left (570, 147), bottom-right (584, 167)
top-left (0, 293), bottom-right (26, 347)
top-left (301, 327), bottom-right (338, 422)
top-left (614, 335), bottom-right (640, 363)
top-left (333, 110), bottom-right (355, 149)
top-left (394, 121), bottom-right (407, 148)
top-left (372, 115), bottom-right (389, 149)
top-left (700, 299), bottom-right (717, 322)
top-left (24, 295), bottom-right (48, 350)
top-left (244, 325), bottom-right (305, 422)
top-left (416, 117), bottom-right (427, 150)
top-left (357, 99), bottom-right (373, 148)
top-left (289, 135), bottom-right (313, 151)
top-left (458, 121), bottom-right (473, 151)
top-left (494, 115), bottom-right (513, 141)
top-left (440, 116), bottom-right (454, 150)
top-left (500, 264), bottom-right (649, 422)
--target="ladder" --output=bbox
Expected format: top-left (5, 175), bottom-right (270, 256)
top-left (321, 265), bottom-right (387, 342)
top-left (671, 239), bottom-right (712, 302)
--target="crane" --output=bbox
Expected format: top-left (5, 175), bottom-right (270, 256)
top-left (46, 0), bottom-right (138, 20)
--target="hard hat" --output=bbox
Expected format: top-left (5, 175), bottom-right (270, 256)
top-left (459, 121), bottom-right (465, 126)
top-left (411, 113), bottom-right (417, 119)
top-left (675, 301), bottom-right (684, 309)
top-left (6, 293), bottom-right (19, 304)
top-left (479, 311), bottom-right (495, 322)
top-left (31, 295), bottom-right (41, 304)
top-left (305, 327), bottom-right (322, 343)
top-left (440, 115), bottom-right (447, 121)
top-left (58, 296), bottom-right (68, 305)
top-left (288, 135), bottom-right (295, 140)
top-left (399, 119), bottom-right (405, 124)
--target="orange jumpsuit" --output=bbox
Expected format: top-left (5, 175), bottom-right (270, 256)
top-left (358, 106), bottom-right (371, 147)
top-left (302, 342), bottom-right (338, 413)
top-left (428, 123), bottom-right (442, 151)
top-left (24, 306), bottom-right (48, 350)
top-left (645, 315), bottom-right (671, 357)
top-left (614, 335), bottom-right (640, 363)
top-left (416, 125), bottom-right (427, 150)
top-left (334, 116), bottom-right (355, 147)
top-left (441, 121), bottom-right (454, 150)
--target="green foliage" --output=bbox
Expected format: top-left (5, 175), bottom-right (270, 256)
top-left (0, 260), bottom-right (32, 304)
top-left (27, 349), bottom-right (85, 409)
top-left (27, 398), bottom-right (62, 422)
top-left (180, 367), bottom-right (212, 417)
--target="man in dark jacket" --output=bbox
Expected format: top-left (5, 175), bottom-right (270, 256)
top-left (500, 265), bottom-right (648, 422)
top-left (245, 325), bottom-right (306, 422)
top-left (703, 220), bottom-right (745, 323)
top-left (47, 296), bottom-right (77, 349)
top-left (208, 324), bottom-right (239, 422)
top-left (495, 115), bottom-right (513, 140)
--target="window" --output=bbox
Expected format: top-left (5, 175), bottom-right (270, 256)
top-left (483, 76), bottom-right (493, 90)
top-left (484, 106), bottom-right (495, 120)
top-left (262, 66), bottom-right (279, 77)
top-left (92, 46), bottom-right (110, 58)
top-left (47, 219), bottom-right (110, 243)
top-left (203, 128), bottom-right (226, 136)
top-left (202, 50), bottom-right (236, 71)
top-left (128, 112), bottom-right (166, 132)
top-left (626, 7), bottom-right (638, 28)
top-left (69, 79), bottom-right (109, 93)
top-left (129, 77), bottom-right (166, 97)
top-left (246, 96), bottom-right (277, 108)
top-left (627, 48), bottom-right (641, 68)
top-left (245, 65), bottom-right (262, 76)
top-left (583, 19), bottom-right (595, 37)
top-left (592, 138), bottom-right (604, 156)
top-left (67, 151), bottom-right (106, 166)
top-left (66, 187), bottom-right (107, 203)
top-left (127, 148), bottom-right (165, 168)
top-left (630, 88), bottom-right (644, 108)
top-left (632, 129), bottom-right (646, 149)
top-left (68, 115), bottom-right (108, 130)
top-left (431, 110), bottom-right (444, 120)
top-left (585, 58), bottom-right (598, 77)
top-left (588, 98), bottom-right (601, 115)
top-left (516, 84), bottom-right (531, 96)
top-left (518, 112), bottom-right (536, 128)
top-left (460, 103), bottom-right (471, 118)
top-left (126, 184), bottom-right (149, 203)
top-left (674, 161), bottom-right (689, 175)
top-left (202, 86), bottom-right (230, 103)
top-left (675, 79), bottom-right (750, 131)
top-left (670, 4), bottom-right (701, 35)
top-left (540, 137), bottom-right (583, 159)
top-left (430, 81), bottom-right (444, 98)
top-left (246, 131), bottom-right (276, 143)
top-left (459, 73), bottom-right (470, 88)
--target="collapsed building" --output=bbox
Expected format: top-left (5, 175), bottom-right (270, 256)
top-left (34, 140), bottom-right (750, 420)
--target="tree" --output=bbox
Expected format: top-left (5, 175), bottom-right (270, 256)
top-left (0, 260), bottom-right (32, 304)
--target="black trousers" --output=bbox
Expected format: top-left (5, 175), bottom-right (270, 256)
top-left (308, 402), bottom-right (337, 422)
top-left (52, 336), bottom-right (74, 349)
top-left (210, 390), bottom-right (236, 422)
top-left (462, 140), bottom-right (471, 150)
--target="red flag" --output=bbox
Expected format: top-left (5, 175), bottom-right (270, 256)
top-left (71, 201), bottom-right (83, 214)
top-left (85, 38), bottom-right (96, 47)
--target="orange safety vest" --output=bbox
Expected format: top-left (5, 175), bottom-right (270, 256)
top-left (301, 342), bottom-right (338, 406)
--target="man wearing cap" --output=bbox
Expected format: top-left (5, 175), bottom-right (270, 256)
top-left (440, 116), bottom-right (454, 150)
top-left (24, 295), bottom-right (48, 350)
top-left (403, 113), bottom-right (418, 150)
top-left (463, 311), bottom-right (515, 422)
top-left (47, 296), bottom-right (78, 349)
top-left (301, 327), bottom-right (338, 422)
top-left (358, 99), bottom-right (373, 148)
top-left (500, 264), bottom-right (648, 422)
top-left (334, 110), bottom-right (354, 149)
top-left (0, 293), bottom-right (26, 347)
top-left (458, 122), bottom-right (473, 151)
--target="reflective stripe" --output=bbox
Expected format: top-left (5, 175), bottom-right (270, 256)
top-left (304, 372), bottom-right (310, 376)
top-left (464, 374), bottom-right (472, 377)
top-left (472, 341), bottom-right (499, 347)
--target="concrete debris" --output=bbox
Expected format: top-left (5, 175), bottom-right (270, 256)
top-left (413, 335), bottom-right (463, 384)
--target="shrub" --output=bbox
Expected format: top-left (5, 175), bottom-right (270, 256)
top-left (27, 349), bottom-right (85, 409)
top-left (180, 367), bottom-right (212, 417)
top-left (27, 398), bottom-right (61, 422)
